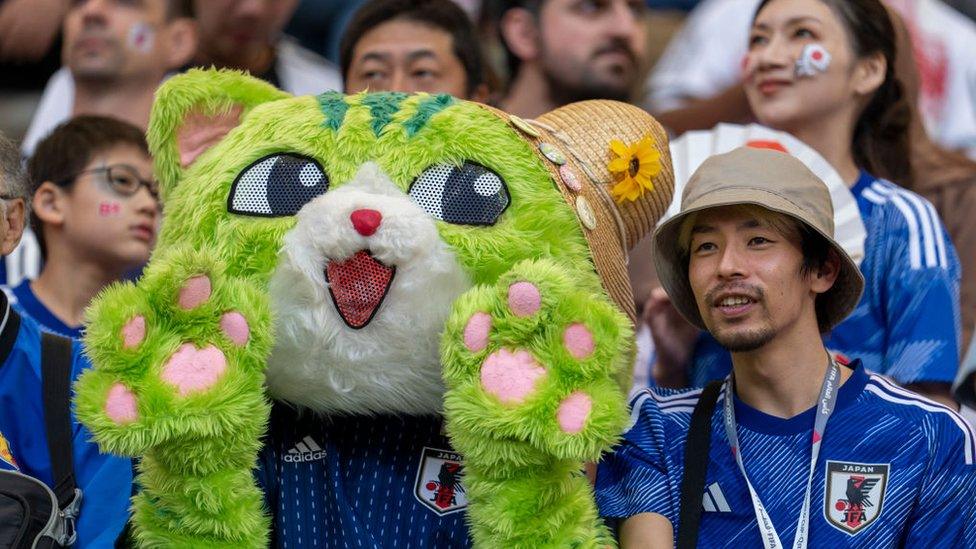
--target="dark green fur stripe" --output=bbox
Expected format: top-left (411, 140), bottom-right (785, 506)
top-left (404, 94), bottom-right (456, 137)
top-left (316, 92), bottom-right (348, 131)
top-left (361, 92), bottom-right (408, 136)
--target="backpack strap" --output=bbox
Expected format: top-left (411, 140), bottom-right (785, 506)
top-left (41, 331), bottom-right (81, 545)
top-left (676, 380), bottom-right (723, 549)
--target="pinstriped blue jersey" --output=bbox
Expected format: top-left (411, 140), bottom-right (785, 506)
top-left (687, 172), bottom-right (961, 388)
top-left (256, 404), bottom-right (471, 548)
top-left (596, 363), bottom-right (976, 547)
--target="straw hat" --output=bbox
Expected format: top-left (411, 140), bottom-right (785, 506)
top-left (481, 101), bottom-right (675, 325)
top-left (653, 147), bottom-right (865, 333)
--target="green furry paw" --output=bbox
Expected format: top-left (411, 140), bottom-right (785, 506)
top-left (442, 258), bottom-right (629, 547)
top-left (443, 258), bottom-right (630, 465)
top-left (73, 248), bottom-right (273, 546)
top-left (75, 248), bottom-right (272, 460)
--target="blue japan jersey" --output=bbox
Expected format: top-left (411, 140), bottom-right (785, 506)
top-left (687, 172), bottom-right (962, 388)
top-left (0, 300), bottom-right (132, 547)
top-left (7, 280), bottom-right (83, 339)
top-left (257, 404), bottom-right (471, 548)
top-left (596, 362), bottom-right (976, 547)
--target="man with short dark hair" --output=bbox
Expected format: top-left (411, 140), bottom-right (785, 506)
top-left (491, 0), bottom-right (648, 118)
top-left (0, 131), bottom-right (131, 546)
top-left (14, 116), bottom-right (159, 338)
top-left (595, 147), bottom-right (976, 547)
top-left (340, 0), bottom-right (489, 101)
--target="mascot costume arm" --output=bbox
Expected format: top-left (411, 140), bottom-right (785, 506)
top-left (73, 69), bottom-right (674, 548)
top-left (74, 72), bottom-right (287, 547)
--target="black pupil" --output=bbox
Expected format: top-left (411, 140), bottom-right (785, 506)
top-left (267, 155), bottom-right (327, 215)
top-left (442, 164), bottom-right (507, 225)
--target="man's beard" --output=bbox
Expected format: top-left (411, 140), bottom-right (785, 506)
top-left (714, 325), bottom-right (777, 353)
top-left (539, 42), bottom-right (637, 106)
top-left (68, 41), bottom-right (126, 82)
top-left (703, 283), bottom-right (775, 352)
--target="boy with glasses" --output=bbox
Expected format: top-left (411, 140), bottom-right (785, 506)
top-left (12, 116), bottom-right (160, 338)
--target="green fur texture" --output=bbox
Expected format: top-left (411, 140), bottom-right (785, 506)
top-left (74, 68), bottom-right (633, 547)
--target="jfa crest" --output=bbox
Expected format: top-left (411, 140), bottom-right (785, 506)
top-left (824, 461), bottom-right (889, 534)
top-left (414, 447), bottom-right (467, 515)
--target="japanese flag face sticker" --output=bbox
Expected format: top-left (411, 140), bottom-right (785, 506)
top-left (128, 22), bottom-right (155, 54)
top-left (795, 44), bottom-right (831, 78)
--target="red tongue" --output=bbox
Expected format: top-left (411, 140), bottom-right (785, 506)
top-left (325, 251), bottom-right (395, 329)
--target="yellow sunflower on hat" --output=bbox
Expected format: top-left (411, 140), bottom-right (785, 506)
top-left (609, 135), bottom-right (661, 203)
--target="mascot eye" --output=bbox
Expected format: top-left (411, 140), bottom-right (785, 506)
top-left (228, 153), bottom-right (329, 217)
top-left (408, 162), bottom-right (510, 225)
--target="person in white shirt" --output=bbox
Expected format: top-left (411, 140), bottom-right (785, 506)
top-left (647, 0), bottom-right (976, 158)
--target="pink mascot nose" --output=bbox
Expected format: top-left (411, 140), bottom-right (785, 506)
top-left (350, 209), bottom-right (383, 236)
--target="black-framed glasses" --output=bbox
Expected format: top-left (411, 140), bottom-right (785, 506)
top-left (61, 164), bottom-right (159, 199)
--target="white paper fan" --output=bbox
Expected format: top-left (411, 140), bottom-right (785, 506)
top-left (664, 123), bottom-right (866, 266)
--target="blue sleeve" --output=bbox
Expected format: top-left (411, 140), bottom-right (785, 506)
top-left (902, 415), bottom-right (976, 547)
top-left (689, 333), bottom-right (733, 387)
top-left (70, 345), bottom-right (132, 548)
top-left (878, 199), bottom-right (961, 385)
top-left (594, 393), bottom-right (678, 525)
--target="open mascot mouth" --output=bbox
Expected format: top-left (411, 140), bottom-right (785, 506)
top-left (325, 250), bottom-right (396, 329)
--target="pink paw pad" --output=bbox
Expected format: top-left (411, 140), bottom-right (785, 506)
top-left (220, 312), bottom-right (249, 346)
top-left (121, 316), bottom-right (146, 349)
top-left (463, 312), bottom-right (492, 352)
top-left (178, 275), bottom-right (212, 309)
top-left (563, 323), bottom-right (595, 359)
top-left (161, 343), bottom-right (227, 396)
top-left (557, 391), bottom-right (593, 434)
top-left (508, 281), bottom-right (541, 317)
top-left (480, 349), bottom-right (546, 404)
top-left (105, 383), bottom-right (138, 424)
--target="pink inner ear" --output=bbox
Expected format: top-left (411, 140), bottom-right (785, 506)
top-left (176, 104), bottom-right (244, 168)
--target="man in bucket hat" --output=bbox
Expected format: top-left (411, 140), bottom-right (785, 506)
top-left (594, 147), bottom-right (976, 548)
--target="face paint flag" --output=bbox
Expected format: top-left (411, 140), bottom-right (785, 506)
top-left (824, 460), bottom-right (889, 534)
top-left (128, 22), bottom-right (155, 54)
top-left (100, 202), bottom-right (121, 216)
top-left (795, 44), bottom-right (831, 78)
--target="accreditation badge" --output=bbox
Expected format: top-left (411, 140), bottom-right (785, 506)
top-left (824, 460), bottom-right (889, 534)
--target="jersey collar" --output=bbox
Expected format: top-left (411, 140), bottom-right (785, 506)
top-left (731, 360), bottom-right (868, 436)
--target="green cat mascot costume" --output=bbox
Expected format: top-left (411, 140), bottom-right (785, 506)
top-left (74, 69), bottom-right (674, 547)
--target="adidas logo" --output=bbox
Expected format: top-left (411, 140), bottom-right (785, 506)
top-left (702, 482), bottom-right (731, 512)
top-left (284, 436), bottom-right (327, 463)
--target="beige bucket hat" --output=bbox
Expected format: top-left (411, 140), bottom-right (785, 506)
top-left (653, 147), bottom-right (864, 332)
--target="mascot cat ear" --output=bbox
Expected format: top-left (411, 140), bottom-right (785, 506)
top-left (147, 68), bottom-right (290, 198)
